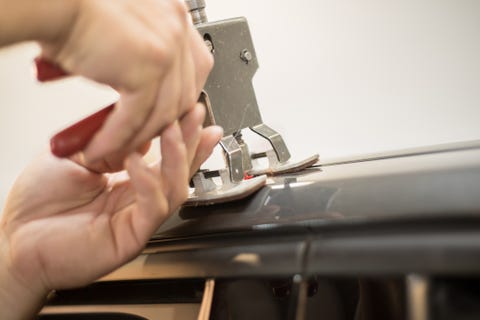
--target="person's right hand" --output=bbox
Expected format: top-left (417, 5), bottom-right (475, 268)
top-left (40, 0), bottom-right (213, 169)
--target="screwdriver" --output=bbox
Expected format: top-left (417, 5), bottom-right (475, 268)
top-left (35, 57), bottom-right (114, 158)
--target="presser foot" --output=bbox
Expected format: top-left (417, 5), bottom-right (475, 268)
top-left (185, 169), bottom-right (267, 207)
top-left (248, 150), bottom-right (319, 177)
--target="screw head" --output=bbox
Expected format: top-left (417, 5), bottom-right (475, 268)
top-left (240, 49), bottom-right (253, 63)
top-left (205, 39), bottom-right (214, 53)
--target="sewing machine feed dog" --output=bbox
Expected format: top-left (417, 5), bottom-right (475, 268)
top-left (184, 0), bottom-right (319, 206)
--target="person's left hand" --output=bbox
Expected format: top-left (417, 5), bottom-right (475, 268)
top-left (0, 104), bottom-right (222, 313)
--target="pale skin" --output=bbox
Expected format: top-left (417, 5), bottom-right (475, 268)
top-left (1, 0), bottom-right (215, 168)
top-left (0, 0), bottom-right (223, 318)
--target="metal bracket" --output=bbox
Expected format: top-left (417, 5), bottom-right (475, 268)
top-left (183, 1), bottom-right (318, 203)
top-left (249, 151), bottom-right (319, 177)
top-left (219, 136), bottom-right (244, 183)
top-left (250, 124), bottom-right (291, 163)
top-left (187, 170), bottom-right (267, 206)
top-left (195, 17), bottom-right (307, 179)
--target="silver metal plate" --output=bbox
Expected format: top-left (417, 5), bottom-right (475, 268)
top-left (248, 154), bottom-right (320, 176)
top-left (197, 18), bottom-right (263, 136)
top-left (186, 175), bottom-right (267, 206)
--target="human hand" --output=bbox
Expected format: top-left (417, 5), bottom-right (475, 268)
top-left (40, 0), bottom-right (213, 167)
top-left (0, 105), bottom-right (222, 318)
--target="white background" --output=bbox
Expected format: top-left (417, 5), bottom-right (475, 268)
top-left (1, 0), bottom-right (480, 208)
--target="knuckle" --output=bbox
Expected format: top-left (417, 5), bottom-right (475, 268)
top-left (145, 38), bottom-right (172, 66)
top-left (162, 104), bottom-right (178, 124)
top-left (171, 0), bottom-right (189, 18)
top-left (168, 19), bottom-right (185, 41)
top-left (184, 90), bottom-right (198, 110)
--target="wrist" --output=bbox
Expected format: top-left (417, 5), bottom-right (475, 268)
top-left (0, 0), bottom-right (81, 47)
top-left (0, 228), bottom-right (49, 319)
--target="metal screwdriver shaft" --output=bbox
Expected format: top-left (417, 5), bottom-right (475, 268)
top-left (185, 0), bottom-right (208, 25)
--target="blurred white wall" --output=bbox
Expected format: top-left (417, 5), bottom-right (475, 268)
top-left (1, 0), bottom-right (480, 208)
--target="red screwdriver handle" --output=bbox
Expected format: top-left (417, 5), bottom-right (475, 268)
top-left (34, 57), bottom-right (69, 81)
top-left (50, 104), bottom-right (115, 158)
top-left (35, 57), bottom-right (115, 158)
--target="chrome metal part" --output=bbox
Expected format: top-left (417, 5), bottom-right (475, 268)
top-left (240, 49), bottom-right (253, 64)
top-left (235, 132), bottom-right (253, 171)
top-left (189, 5), bottom-right (316, 191)
top-left (251, 124), bottom-right (291, 162)
top-left (407, 274), bottom-right (430, 320)
top-left (196, 18), bottom-right (262, 137)
top-left (185, 0), bottom-right (208, 25)
top-left (249, 152), bottom-right (319, 177)
top-left (186, 174), bottom-right (267, 206)
top-left (220, 135), bottom-right (244, 182)
top-left (192, 171), bottom-right (218, 194)
top-left (204, 39), bottom-right (214, 53)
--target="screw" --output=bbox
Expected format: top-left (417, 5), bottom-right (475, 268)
top-left (205, 39), bottom-right (214, 53)
top-left (240, 49), bottom-right (253, 64)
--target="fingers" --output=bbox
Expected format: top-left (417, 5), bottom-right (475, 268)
top-left (82, 84), bottom-right (159, 164)
top-left (177, 103), bottom-right (223, 177)
top-left (118, 121), bottom-right (189, 249)
top-left (189, 26), bottom-right (214, 93)
top-left (82, 26), bottom-right (211, 165)
top-left (160, 122), bottom-right (190, 209)
top-left (126, 55), bottom-right (183, 149)
top-left (122, 152), bottom-right (168, 246)
top-left (54, 0), bottom-right (213, 166)
top-left (110, 119), bottom-right (221, 265)
top-left (178, 28), bottom-right (199, 113)
top-left (71, 141), bottom-right (152, 173)
top-left (189, 126), bottom-right (223, 176)
top-left (180, 103), bottom-right (205, 164)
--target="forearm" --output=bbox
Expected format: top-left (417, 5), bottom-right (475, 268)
top-left (0, 0), bottom-right (80, 46)
top-left (0, 229), bottom-right (48, 319)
